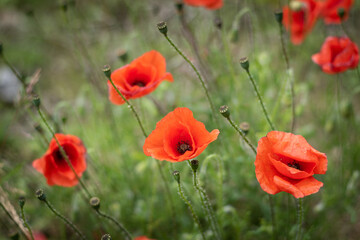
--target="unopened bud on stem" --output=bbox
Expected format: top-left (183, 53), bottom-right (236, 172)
top-left (190, 160), bottom-right (199, 172)
top-left (274, 11), bottom-right (283, 24)
top-left (240, 57), bottom-right (250, 71)
top-left (32, 96), bottom-right (41, 108)
top-left (18, 196), bottom-right (25, 208)
top-left (35, 189), bottom-right (46, 201)
top-left (173, 170), bottom-right (180, 184)
top-left (90, 197), bottom-right (101, 211)
top-left (101, 234), bottom-right (112, 240)
top-left (102, 65), bottom-right (111, 79)
top-left (157, 21), bottom-right (168, 35)
top-left (337, 8), bottom-right (345, 19)
top-left (219, 105), bottom-right (230, 119)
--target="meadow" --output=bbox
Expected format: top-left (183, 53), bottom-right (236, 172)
top-left (1, 0), bottom-right (360, 239)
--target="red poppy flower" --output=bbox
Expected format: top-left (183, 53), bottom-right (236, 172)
top-left (255, 131), bottom-right (327, 198)
top-left (320, 0), bottom-right (354, 24)
top-left (282, 0), bottom-right (322, 45)
top-left (32, 134), bottom-right (87, 187)
top-left (108, 50), bottom-right (173, 105)
top-left (312, 36), bottom-right (359, 74)
top-left (34, 232), bottom-right (47, 240)
top-left (135, 236), bottom-right (156, 240)
top-left (183, 0), bottom-right (223, 10)
top-left (143, 107), bottom-right (219, 162)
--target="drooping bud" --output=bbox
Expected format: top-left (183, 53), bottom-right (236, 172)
top-left (190, 160), bottom-right (199, 172)
top-left (102, 65), bottom-right (111, 79)
top-left (101, 234), bottom-right (112, 240)
top-left (274, 11), bottom-right (283, 24)
top-left (35, 189), bottom-right (46, 201)
top-left (239, 122), bottom-right (250, 135)
top-left (239, 57), bottom-right (249, 71)
top-left (90, 197), bottom-right (100, 211)
top-left (337, 8), bottom-right (345, 20)
top-left (157, 21), bottom-right (168, 35)
top-left (32, 96), bottom-right (41, 108)
top-left (18, 196), bottom-right (25, 208)
top-left (219, 105), bottom-right (230, 119)
top-left (173, 170), bottom-right (180, 184)
top-left (214, 17), bottom-right (222, 29)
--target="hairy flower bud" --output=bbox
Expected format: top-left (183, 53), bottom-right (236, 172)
top-left (219, 105), bottom-right (230, 119)
top-left (35, 189), bottom-right (46, 201)
top-left (102, 65), bottom-right (111, 79)
top-left (90, 197), bottom-right (100, 211)
top-left (173, 170), bottom-right (180, 184)
top-left (190, 159), bottom-right (199, 172)
top-left (239, 57), bottom-right (250, 71)
top-left (157, 21), bottom-right (168, 35)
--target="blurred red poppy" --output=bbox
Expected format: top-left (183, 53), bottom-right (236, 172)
top-left (320, 0), bottom-right (354, 24)
top-left (283, 0), bottom-right (322, 45)
top-left (135, 236), bottom-right (156, 240)
top-left (32, 134), bottom-right (87, 187)
top-left (143, 107), bottom-right (219, 162)
top-left (34, 232), bottom-right (47, 240)
top-left (108, 50), bottom-right (173, 105)
top-left (312, 36), bottom-right (359, 74)
top-left (184, 0), bottom-right (223, 10)
top-left (255, 131), bottom-right (327, 198)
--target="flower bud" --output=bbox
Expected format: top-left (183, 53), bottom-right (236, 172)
top-left (274, 11), bottom-right (283, 24)
top-left (190, 160), bottom-right (199, 172)
top-left (157, 21), bottom-right (168, 35)
top-left (219, 105), bottom-right (230, 119)
top-left (337, 8), bottom-right (345, 19)
top-left (18, 196), bottom-right (25, 208)
top-left (214, 17), bottom-right (222, 29)
top-left (173, 170), bottom-right (180, 184)
top-left (239, 57), bottom-right (249, 71)
top-left (32, 96), bottom-right (41, 108)
top-left (102, 65), bottom-right (111, 79)
top-left (239, 122), bottom-right (250, 135)
top-left (101, 234), bottom-right (112, 240)
top-left (175, 1), bottom-right (184, 14)
top-left (117, 49), bottom-right (128, 63)
top-left (90, 197), bottom-right (100, 211)
top-left (35, 189), bottom-right (46, 201)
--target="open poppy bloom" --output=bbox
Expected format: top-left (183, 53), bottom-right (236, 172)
top-left (143, 107), bottom-right (219, 162)
top-left (108, 50), bottom-right (173, 105)
top-left (183, 0), bottom-right (223, 10)
top-left (32, 134), bottom-right (87, 187)
top-left (320, 0), bottom-right (354, 24)
top-left (255, 131), bottom-right (327, 198)
top-left (312, 36), bottom-right (359, 74)
top-left (282, 0), bottom-right (322, 45)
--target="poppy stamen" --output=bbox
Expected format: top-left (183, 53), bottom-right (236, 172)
top-left (287, 161), bottom-right (301, 170)
top-left (132, 80), bottom-right (146, 87)
top-left (177, 140), bottom-right (192, 155)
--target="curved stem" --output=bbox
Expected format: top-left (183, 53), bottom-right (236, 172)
top-left (177, 181), bottom-right (206, 240)
top-left (96, 209), bottom-right (132, 240)
top-left (37, 108), bottom-right (92, 199)
top-left (245, 70), bottom-right (275, 130)
top-left (43, 199), bottom-right (86, 240)
top-left (225, 117), bottom-right (257, 154)
top-left (162, 34), bottom-right (217, 123)
top-left (20, 206), bottom-right (35, 240)
top-left (107, 76), bottom-right (148, 137)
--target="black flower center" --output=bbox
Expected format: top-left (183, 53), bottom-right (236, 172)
top-left (287, 161), bottom-right (301, 170)
top-left (177, 141), bottom-right (192, 155)
top-left (53, 149), bottom-right (65, 164)
top-left (132, 80), bottom-right (146, 87)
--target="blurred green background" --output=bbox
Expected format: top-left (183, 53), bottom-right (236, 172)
top-left (1, 0), bottom-right (360, 239)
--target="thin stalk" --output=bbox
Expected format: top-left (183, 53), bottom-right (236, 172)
top-left (335, 75), bottom-right (344, 185)
top-left (356, 68), bottom-right (360, 82)
top-left (0, 202), bottom-right (28, 240)
top-left (268, 195), bottom-right (277, 240)
top-left (224, 117), bottom-right (257, 154)
top-left (161, 34), bottom-right (217, 122)
top-left (19, 205), bottom-right (34, 240)
top-left (176, 180), bottom-right (206, 240)
top-left (42, 199), bottom-right (86, 240)
top-left (189, 162), bottom-right (221, 240)
top-left (295, 198), bottom-right (303, 240)
top-left (106, 76), bottom-right (147, 137)
top-left (95, 209), bottom-right (132, 240)
top-left (244, 69), bottom-right (275, 130)
top-left (0, 55), bottom-right (24, 84)
top-left (36, 107), bottom-right (92, 198)
top-left (278, 22), bottom-right (296, 132)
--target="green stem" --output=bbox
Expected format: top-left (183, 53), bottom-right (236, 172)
top-left (37, 107), bottom-right (92, 199)
top-left (268, 195), bottom-right (277, 240)
top-left (278, 22), bottom-right (296, 132)
top-left (43, 199), bottom-right (86, 240)
top-left (225, 117), bottom-right (257, 154)
top-left (162, 34), bottom-right (217, 122)
top-left (0, 202), bottom-right (28, 239)
top-left (189, 162), bottom-right (221, 240)
top-left (245, 70), bottom-right (275, 130)
top-left (356, 67), bottom-right (360, 82)
top-left (177, 181), bottom-right (206, 240)
top-left (20, 206), bottom-right (35, 240)
top-left (295, 198), bottom-right (303, 240)
top-left (0, 55), bottom-right (24, 85)
top-left (96, 209), bottom-right (133, 240)
top-left (107, 76), bottom-right (148, 137)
